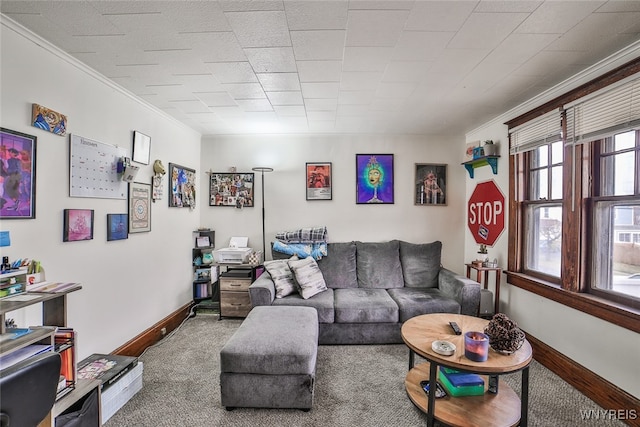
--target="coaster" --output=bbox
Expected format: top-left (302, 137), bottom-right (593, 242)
top-left (432, 340), bottom-right (456, 356)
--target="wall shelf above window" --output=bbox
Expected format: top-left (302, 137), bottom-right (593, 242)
top-left (461, 155), bottom-right (500, 178)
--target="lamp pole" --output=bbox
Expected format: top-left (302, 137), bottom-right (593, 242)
top-left (251, 167), bottom-right (273, 257)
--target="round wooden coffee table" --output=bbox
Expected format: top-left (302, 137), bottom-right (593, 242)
top-left (401, 313), bottom-right (532, 427)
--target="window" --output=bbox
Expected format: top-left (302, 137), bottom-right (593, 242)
top-left (506, 61), bottom-right (640, 332)
top-left (523, 141), bottom-right (563, 279)
top-left (591, 131), bottom-right (640, 302)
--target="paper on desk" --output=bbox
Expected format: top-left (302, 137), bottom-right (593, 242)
top-left (1, 294), bottom-right (42, 302)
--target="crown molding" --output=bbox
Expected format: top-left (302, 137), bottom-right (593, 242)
top-left (1, 14), bottom-right (200, 137)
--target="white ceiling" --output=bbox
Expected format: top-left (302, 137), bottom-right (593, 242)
top-left (3, 1), bottom-right (640, 137)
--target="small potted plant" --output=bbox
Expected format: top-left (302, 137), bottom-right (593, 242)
top-left (483, 140), bottom-right (498, 156)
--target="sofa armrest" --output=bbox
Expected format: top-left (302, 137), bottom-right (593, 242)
top-left (249, 272), bottom-right (276, 306)
top-left (438, 268), bottom-right (481, 316)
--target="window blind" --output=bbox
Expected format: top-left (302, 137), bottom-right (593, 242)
top-left (565, 75), bottom-right (640, 146)
top-left (509, 108), bottom-right (562, 155)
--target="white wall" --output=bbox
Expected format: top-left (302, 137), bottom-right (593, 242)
top-left (465, 121), bottom-right (640, 399)
top-left (1, 20), bottom-right (202, 360)
top-left (200, 134), bottom-right (467, 270)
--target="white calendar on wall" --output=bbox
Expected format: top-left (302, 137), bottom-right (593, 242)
top-left (70, 134), bottom-right (128, 199)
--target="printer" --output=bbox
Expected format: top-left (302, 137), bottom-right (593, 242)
top-left (213, 237), bottom-right (253, 264)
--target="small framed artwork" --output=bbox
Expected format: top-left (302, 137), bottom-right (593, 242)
top-left (169, 163), bottom-right (196, 208)
top-left (306, 162), bottom-right (332, 201)
top-left (107, 214), bottom-right (128, 241)
top-left (129, 181), bottom-right (151, 233)
top-left (196, 235), bottom-right (211, 248)
top-left (415, 163), bottom-right (447, 206)
top-left (32, 104), bottom-right (67, 136)
top-left (63, 209), bottom-right (94, 242)
top-left (356, 154), bottom-right (394, 204)
top-left (132, 131), bottom-right (151, 165)
top-left (209, 172), bottom-right (254, 207)
top-left (1, 128), bottom-right (37, 219)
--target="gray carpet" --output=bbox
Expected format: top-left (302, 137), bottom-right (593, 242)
top-left (104, 313), bottom-right (624, 427)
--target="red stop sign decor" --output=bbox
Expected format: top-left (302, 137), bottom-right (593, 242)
top-left (467, 180), bottom-right (505, 246)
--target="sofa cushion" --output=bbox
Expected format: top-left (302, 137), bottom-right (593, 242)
top-left (263, 258), bottom-right (298, 298)
top-left (288, 257), bottom-right (328, 299)
top-left (387, 288), bottom-right (459, 322)
top-left (399, 240), bottom-right (442, 288)
top-left (317, 242), bottom-right (357, 289)
top-left (334, 288), bottom-right (399, 323)
top-left (356, 240), bottom-right (404, 289)
top-left (273, 288), bottom-right (335, 323)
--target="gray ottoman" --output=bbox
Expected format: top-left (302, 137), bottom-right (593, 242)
top-left (220, 305), bottom-right (319, 410)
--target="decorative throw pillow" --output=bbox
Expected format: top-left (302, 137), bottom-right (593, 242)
top-left (288, 256), bottom-right (328, 299)
top-left (263, 258), bottom-right (298, 298)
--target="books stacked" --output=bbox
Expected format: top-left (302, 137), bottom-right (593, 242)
top-left (437, 367), bottom-right (485, 397)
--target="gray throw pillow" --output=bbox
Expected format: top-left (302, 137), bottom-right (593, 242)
top-left (288, 256), bottom-right (328, 299)
top-left (264, 258), bottom-right (298, 298)
top-left (399, 240), bottom-right (442, 288)
top-left (356, 240), bottom-right (404, 289)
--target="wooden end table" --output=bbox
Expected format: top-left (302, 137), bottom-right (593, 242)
top-left (401, 313), bottom-right (532, 427)
top-left (466, 263), bottom-right (502, 315)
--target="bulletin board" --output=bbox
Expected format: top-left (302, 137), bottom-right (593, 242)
top-left (70, 134), bottom-right (128, 199)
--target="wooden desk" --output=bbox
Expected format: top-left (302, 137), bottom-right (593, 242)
top-left (402, 313), bottom-right (532, 427)
top-left (466, 264), bottom-right (502, 315)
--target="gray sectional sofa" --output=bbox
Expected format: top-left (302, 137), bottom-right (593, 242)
top-left (249, 240), bottom-right (481, 345)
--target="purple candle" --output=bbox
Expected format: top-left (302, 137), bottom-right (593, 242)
top-left (464, 331), bottom-right (489, 362)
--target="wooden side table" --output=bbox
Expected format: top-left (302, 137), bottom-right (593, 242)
top-left (466, 263), bottom-right (502, 316)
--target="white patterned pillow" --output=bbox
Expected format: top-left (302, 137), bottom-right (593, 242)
top-left (288, 256), bottom-right (328, 299)
top-left (264, 257), bottom-right (298, 298)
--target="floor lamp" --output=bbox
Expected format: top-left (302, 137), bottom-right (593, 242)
top-left (252, 166), bottom-right (273, 258)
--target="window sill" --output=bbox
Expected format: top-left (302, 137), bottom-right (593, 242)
top-left (505, 271), bottom-right (640, 334)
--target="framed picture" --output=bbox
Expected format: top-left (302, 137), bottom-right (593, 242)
top-left (129, 181), bottom-right (151, 233)
top-left (169, 163), bottom-right (196, 208)
top-left (107, 214), bottom-right (128, 241)
top-left (1, 128), bottom-right (37, 219)
top-left (63, 209), bottom-right (94, 242)
top-left (415, 163), bottom-right (447, 206)
top-left (32, 104), bottom-right (67, 136)
top-left (196, 236), bottom-right (210, 248)
top-left (306, 162), bottom-right (332, 201)
top-left (356, 154), bottom-right (394, 204)
top-left (132, 131), bottom-right (151, 165)
top-left (209, 172), bottom-right (254, 207)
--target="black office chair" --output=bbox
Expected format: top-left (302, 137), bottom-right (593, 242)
top-left (0, 351), bottom-right (61, 427)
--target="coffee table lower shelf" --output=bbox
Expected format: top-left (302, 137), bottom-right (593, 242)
top-left (406, 362), bottom-right (521, 427)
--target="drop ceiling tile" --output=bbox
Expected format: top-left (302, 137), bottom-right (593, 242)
top-left (376, 82), bottom-right (417, 99)
top-left (173, 74), bottom-right (224, 93)
top-left (222, 83), bottom-right (266, 99)
top-left (305, 98), bottom-right (338, 111)
top-left (338, 91), bottom-right (376, 105)
top-left (392, 31), bottom-right (454, 61)
top-left (297, 61), bottom-right (342, 82)
top-left (207, 62), bottom-right (258, 83)
top-left (274, 105), bottom-right (307, 116)
top-left (194, 92), bottom-right (237, 107)
top-left (266, 91), bottom-right (304, 105)
top-left (485, 33), bottom-right (560, 64)
top-left (429, 49), bottom-right (490, 76)
top-left (284, 1), bottom-right (348, 31)
top-left (209, 106), bottom-right (245, 117)
top-left (257, 73), bottom-right (301, 91)
top-left (404, 1), bottom-right (476, 32)
top-left (448, 12), bottom-right (529, 50)
top-left (277, 116), bottom-right (309, 130)
top-left (337, 104), bottom-right (370, 116)
top-left (345, 9), bottom-right (410, 47)
top-left (474, 1), bottom-right (542, 13)
top-left (225, 11), bottom-right (290, 48)
top-left (348, 1), bottom-right (414, 10)
top-left (342, 47), bottom-right (394, 72)
top-left (236, 99), bottom-right (274, 112)
top-left (187, 32), bottom-right (247, 62)
top-left (290, 30), bottom-right (346, 60)
top-left (219, 1), bottom-right (284, 12)
top-left (596, 1), bottom-right (640, 12)
top-left (382, 61), bottom-right (431, 83)
top-left (307, 111), bottom-right (336, 121)
top-left (245, 47), bottom-right (297, 72)
top-left (516, 1), bottom-right (602, 34)
top-left (168, 99), bottom-right (211, 114)
top-left (340, 72), bottom-right (383, 90)
top-left (308, 121), bottom-right (336, 132)
top-left (152, 1), bottom-right (231, 32)
top-left (301, 82), bottom-right (340, 98)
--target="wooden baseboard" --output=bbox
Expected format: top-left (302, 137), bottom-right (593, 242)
top-left (111, 303), bottom-right (193, 357)
top-left (526, 332), bottom-right (639, 427)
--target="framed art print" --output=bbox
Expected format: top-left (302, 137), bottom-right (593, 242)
top-left (356, 154), bottom-right (394, 204)
top-left (169, 163), bottom-right (196, 208)
top-left (209, 172), bottom-right (254, 207)
top-left (132, 131), bottom-right (151, 165)
top-left (415, 163), bottom-right (447, 206)
top-left (1, 128), bottom-right (37, 219)
top-left (107, 214), bottom-right (128, 241)
top-left (63, 209), bottom-right (94, 242)
top-left (32, 104), bottom-right (67, 136)
top-left (129, 181), bottom-right (151, 233)
top-left (306, 162), bottom-right (332, 201)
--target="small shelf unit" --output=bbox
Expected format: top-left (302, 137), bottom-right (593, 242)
top-left (462, 155), bottom-right (500, 178)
